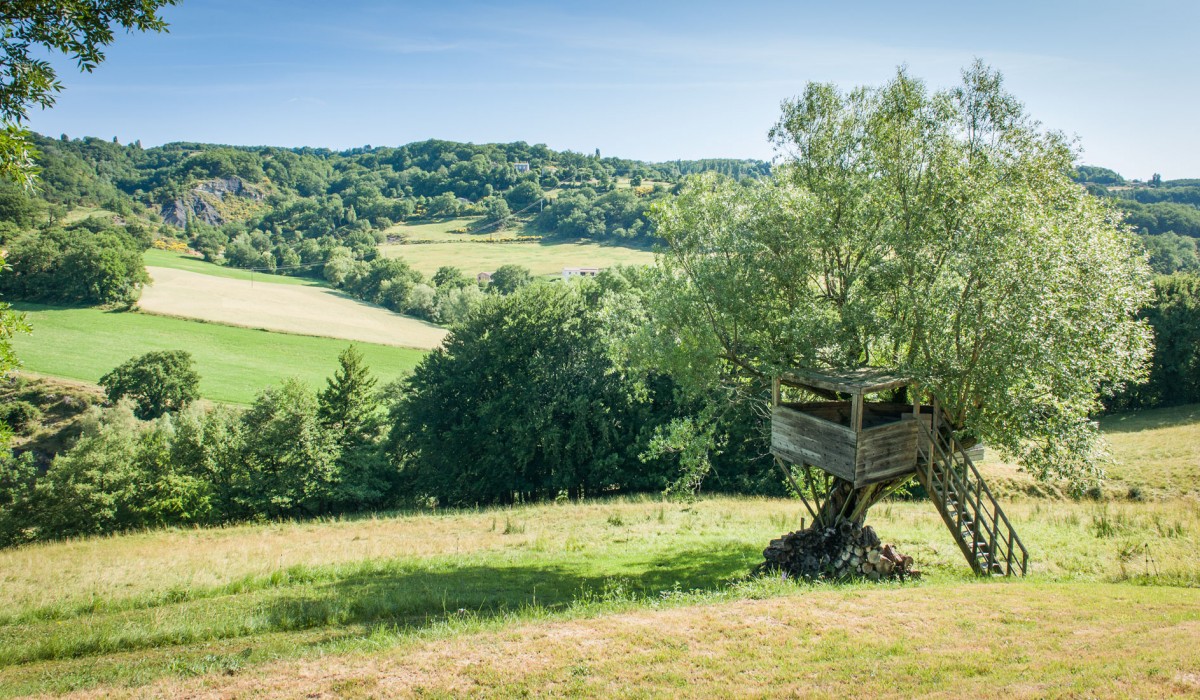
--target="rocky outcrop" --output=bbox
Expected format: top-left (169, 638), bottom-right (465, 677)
top-left (160, 177), bottom-right (264, 228)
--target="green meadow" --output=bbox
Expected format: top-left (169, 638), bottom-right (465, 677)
top-left (10, 304), bottom-right (425, 404)
top-left (143, 248), bottom-right (324, 286)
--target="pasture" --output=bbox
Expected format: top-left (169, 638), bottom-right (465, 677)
top-left (379, 239), bottom-right (657, 277)
top-left (142, 249), bottom-right (323, 287)
top-left (139, 266), bottom-right (448, 350)
top-left (9, 304), bottom-right (426, 405)
top-left (0, 406), bottom-right (1197, 697)
top-left (382, 216), bottom-right (538, 242)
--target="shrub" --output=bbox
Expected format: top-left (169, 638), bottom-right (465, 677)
top-left (0, 400), bottom-right (42, 434)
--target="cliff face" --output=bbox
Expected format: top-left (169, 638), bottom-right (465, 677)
top-left (160, 177), bottom-right (266, 227)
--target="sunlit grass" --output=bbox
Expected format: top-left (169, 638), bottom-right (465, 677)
top-left (378, 239), bottom-right (656, 277)
top-left (11, 304), bottom-right (424, 404)
top-left (143, 248), bottom-right (323, 286)
top-left (1, 492), bottom-right (1197, 696)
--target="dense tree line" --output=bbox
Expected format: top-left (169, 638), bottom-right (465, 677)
top-left (0, 217), bottom-right (150, 305)
top-left (533, 187), bottom-right (666, 242)
top-left (0, 275), bottom-right (777, 546)
top-left (1108, 274), bottom-right (1200, 410)
top-left (1074, 167), bottom-right (1200, 273)
top-left (1118, 200), bottom-right (1200, 239)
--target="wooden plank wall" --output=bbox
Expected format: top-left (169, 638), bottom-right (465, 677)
top-left (855, 417), bottom-right (920, 486)
top-left (770, 406), bottom-right (857, 482)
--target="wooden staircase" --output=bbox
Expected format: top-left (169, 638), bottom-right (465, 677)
top-left (914, 408), bottom-right (1028, 576)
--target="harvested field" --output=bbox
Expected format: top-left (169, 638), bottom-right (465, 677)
top-left (139, 266), bottom-right (447, 350)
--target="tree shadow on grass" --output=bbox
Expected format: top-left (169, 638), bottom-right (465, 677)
top-left (264, 543), bottom-right (763, 636)
top-left (8, 543), bottom-right (766, 673)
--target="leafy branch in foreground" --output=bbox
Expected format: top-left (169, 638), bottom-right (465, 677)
top-left (0, 0), bottom-right (179, 187)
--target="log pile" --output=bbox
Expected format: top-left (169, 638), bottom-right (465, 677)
top-left (759, 518), bottom-right (918, 581)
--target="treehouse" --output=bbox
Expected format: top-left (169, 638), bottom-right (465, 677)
top-left (770, 368), bottom-right (1028, 577)
top-left (770, 368), bottom-right (926, 488)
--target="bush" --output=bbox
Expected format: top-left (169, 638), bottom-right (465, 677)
top-left (0, 400), bottom-right (42, 434)
top-left (389, 282), bottom-right (680, 506)
top-left (27, 404), bottom-right (214, 539)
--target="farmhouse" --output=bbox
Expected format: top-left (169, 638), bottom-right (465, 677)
top-left (513, 162), bottom-right (531, 173)
top-left (477, 271), bottom-right (493, 283)
top-left (562, 267), bottom-right (600, 281)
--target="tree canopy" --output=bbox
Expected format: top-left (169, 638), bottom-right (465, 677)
top-left (99, 349), bottom-right (200, 419)
top-left (648, 62), bottom-right (1152, 486)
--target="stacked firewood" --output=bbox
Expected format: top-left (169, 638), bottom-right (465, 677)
top-left (759, 518), bottom-right (918, 581)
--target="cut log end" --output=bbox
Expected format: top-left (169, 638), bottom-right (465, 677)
top-left (758, 517), bottom-right (917, 582)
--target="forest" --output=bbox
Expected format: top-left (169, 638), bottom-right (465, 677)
top-left (1073, 166), bottom-right (1200, 272)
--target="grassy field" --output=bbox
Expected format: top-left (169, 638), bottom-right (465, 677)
top-left (1, 404), bottom-right (1197, 697)
top-left (976, 403), bottom-right (1200, 499)
top-left (382, 216), bottom-right (540, 242)
top-left (380, 239), bottom-right (657, 277)
top-left (1101, 404), bottom-right (1200, 497)
top-left (10, 304), bottom-right (426, 405)
top-left (143, 249), bottom-right (323, 287)
top-left (140, 266), bottom-right (447, 349)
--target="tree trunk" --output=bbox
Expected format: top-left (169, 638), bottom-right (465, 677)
top-left (810, 474), bottom-right (909, 529)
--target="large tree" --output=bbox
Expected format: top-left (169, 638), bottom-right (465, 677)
top-left (99, 349), bottom-right (200, 419)
top-left (647, 62), bottom-right (1152, 497)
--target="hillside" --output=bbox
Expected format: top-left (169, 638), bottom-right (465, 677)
top-left (1074, 166), bottom-right (1200, 273)
top-left (1, 402), bottom-right (1197, 696)
top-left (16, 133), bottom-right (769, 250)
top-left (10, 304), bottom-right (425, 405)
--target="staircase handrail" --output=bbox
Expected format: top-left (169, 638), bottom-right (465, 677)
top-left (917, 416), bottom-right (1028, 576)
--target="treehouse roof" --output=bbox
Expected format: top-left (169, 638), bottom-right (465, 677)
top-left (779, 368), bottom-right (910, 396)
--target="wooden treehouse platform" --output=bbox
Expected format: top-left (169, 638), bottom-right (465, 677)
top-left (770, 368), bottom-right (1028, 577)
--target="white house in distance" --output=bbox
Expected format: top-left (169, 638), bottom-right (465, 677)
top-left (514, 162), bottom-right (531, 174)
top-left (562, 267), bottom-right (601, 281)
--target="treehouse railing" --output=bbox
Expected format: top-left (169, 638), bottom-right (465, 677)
top-left (915, 409), bottom-right (1028, 576)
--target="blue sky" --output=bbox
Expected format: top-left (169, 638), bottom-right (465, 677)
top-left (26, 0), bottom-right (1200, 178)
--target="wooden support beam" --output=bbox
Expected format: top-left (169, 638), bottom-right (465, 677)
top-left (775, 456), bottom-right (818, 522)
top-left (851, 393), bottom-right (864, 433)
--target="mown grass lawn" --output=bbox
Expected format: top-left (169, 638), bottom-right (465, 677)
top-left (10, 304), bottom-right (425, 404)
